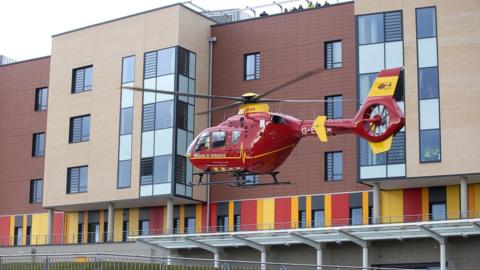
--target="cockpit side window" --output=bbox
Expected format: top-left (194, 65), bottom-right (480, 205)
top-left (232, 130), bottom-right (241, 145)
top-left (194, 131), bottom-right (211, 151)
top-left (211, 131), bottom-right (227, 148)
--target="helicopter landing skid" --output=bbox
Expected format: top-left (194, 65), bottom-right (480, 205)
top-left (192, 171), bottom-right (290, 187)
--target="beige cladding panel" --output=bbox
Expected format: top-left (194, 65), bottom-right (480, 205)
top-left (355, 0), bottom-right (480, 177)
top-left (44, 5), bottom-right (213, 208)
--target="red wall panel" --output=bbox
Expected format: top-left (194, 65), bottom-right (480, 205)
top-left (202, 205), bottom-right (207, 233)
top-left (275, 197), bottom-right (291, 229)
top-left (209, 203), bottom-right (218, 232)
top-left (403, 188), bottom-right (423, 222)
top-left (0, 216), bottom-right (10, 246)
top-left (331, 194), bottom-right (350, 226)
top-left (149, 206), bottom-right (164, 234)
top-left (241, 200), bottom-right (257, 231)
top-left (52, 212), bottom-right (64, 244)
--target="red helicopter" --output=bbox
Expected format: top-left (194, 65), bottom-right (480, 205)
top-left (129, 67), bottom-right (405, 186)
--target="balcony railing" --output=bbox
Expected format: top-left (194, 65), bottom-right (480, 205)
top-left (0, 210), bottom-right (478, 247)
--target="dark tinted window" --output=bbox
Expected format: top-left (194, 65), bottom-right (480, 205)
top-left (156, 101), bottom-right (173, 130)
top-left (325, 95), bottom-right (343, 119)
top-left (120, 107), bottom-right (133, 135)
top-left (420, 129), bottom-right (441, 162)
top-left (140, 157), bottom-right (154, 185)
top-left (244, 53), bottom-right (260, 80)
top-left (29, 179), bottom-right (43, 204)
top-left (34, 87), bottom-right (48, 111)
top-left (154, 155), bottom-right (172, 183)
top-left (416, 7), bottom-right (437, 38)
top-left (211, 131), bottom-right (226, 148)
top-left (217, 215), bottom-right (229, 232)
top-left (67, 166), bottom-right (88, 194)
top-left (32, 132), bottom-right (45, 157)
top-left (72, 66), bottom-right (93, 93)
top-left (176, 100), bottom-right (188, 130)
top-left (299, 210), bottom-right (307, 228)
top-left (175, 155), bottom-right (187, 184)
top-left (69, 115), bottom-right (90, 143)
top-left (118, 160), bottom-right (131, 188)
top-left (419, 67), bottom-right (439, 100)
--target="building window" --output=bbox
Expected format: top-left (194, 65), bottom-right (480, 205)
top-left (72, 66), bottom-right (93, 93)
top-left (122, 221), bottom-right (129, 241)
top-left (325, 151), bottom-right (343, 181)
top-left (350, 207), bottom-right (363, 225)
top-left (29, 179), bottom-right (43, 204)
top-left (77, 223), bottom-right (84, 243)
top-left (67, 166), bottom-right (88, 194)
top-left (32, 132), bottom-right (45, 157)
top-left (69, 115), bottom-right (90, 143)
top-left (325, 95), bottom-right (343, 119)
top-left (312, 210), bottom-right (324, 228)
top-left (430, 202), bottom-right (446, 221)
top-left (14, 226), bottom-right (23, 246)
top-left (173, 218), bottom-right (180, 234)
top-left (139, 220), bottom-right (150, 236)
top-left (185, 217), bottom-right (196, 234)
top-left (234, 215), bottom-right (241, 231)
top-left (26, 226), bottom-right (31, 246)
top-left (103, 222), bottom-right (108, 242)
top-left (87, 223), bottom-right (100, 243)
top-left (217, 215), bottom-right (229, 232)
top-left (299, 210), bottom-right (307, 228)
top-left (358, 13), bottom-right (384, 45)
top-left (244, 175), bottom-right (259, 185)
top-left (244, 53), bottom-right (260, 80)
top-left (325, 41), bottom-right (342, 69)
top-left (34, 87), bottom-right (48, 111)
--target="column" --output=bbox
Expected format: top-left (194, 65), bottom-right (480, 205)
top-left (260, 250), bottom-right (267, 270)
top-left (372, 182), bottom-right (380, 224)
top-left (362, 246), bottom-right (369, 270)
top-left (316, 248), bottom-right (323, 270)
top-left (460, 177), bottom-right (468, 219)
top-left (166, 198), bottom-right (174, 234)
top-left (440, 243), bottom-right (446, 270)
top-left (107, 203), bottom-right (114, 242)
top-left (46, 208), bottom-right (54, 245)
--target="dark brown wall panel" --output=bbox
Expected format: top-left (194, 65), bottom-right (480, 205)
top-left (0, 57), bottom-right (50, 215)
top-left (210, 3), bottom-right (367, 201)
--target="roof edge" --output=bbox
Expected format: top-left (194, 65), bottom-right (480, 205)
top-left (0, 55), bottom-right (50, 69)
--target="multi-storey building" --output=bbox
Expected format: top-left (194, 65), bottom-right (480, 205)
top-left (0, 1), bottom-right (479, 269)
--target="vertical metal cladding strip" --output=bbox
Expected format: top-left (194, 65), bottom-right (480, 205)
top-left (228, 201), bottom-right (234, 232)
top-left (274, 197), bottom-right (291, 229)
top-left (290, 196), bottom-right (299, 228)
top-left (129, 208), bottom-right (139, 236)
top-left (0, 216), bottom-right (11, 246)
top-left (99, 210), bottom-right (105, 242)
top-left (403, 188), bottom-right (423, 222)
top-left (474, 184), bottom-right (480, 218)
top-left (380, 191), bottom-right (389, 224)
top-left (263, 198), bottom-right (275, 230)
top-left (390, 190), bottom-right (404, 223)
top-left (446, 185), bottom-right (460, 219)
top-left (83, 212), bottom-right (89, 244)
top-left (324, 194), bottom-right (332, 227)
top-left (39, 213), bottom-right (49, 244)
top-left (196, 204), bottom-right (203, 233)
top-left (256, 199), bottom-right (264, 230)
top-left (53, 212), bottom-right (64, 244)
top-left (362, 192), bottom-right (369, 225)
top-left (65, 212), bottom-right (79, 244)
top-left (22, 215), bottom-right (27, 246)
top-left (113, 209), bottom-right (123, 241)
top-left (331, 194), bottom-right (349, 226)
top-left (179, 206), bottom-right (185, 233)
top-left (9, 216), bottom-right (14, 246)
top-left (468, 184), bottom-right (476, 218)
top-left (240, 200), bottom-right (256, 231)
top-left (209, 203), bottom-right (217, 232)
top-left (422, 188), bottom-right (430, 221)
top-left (149, 206), bottom-right (164, 235)
top-left (306, 196), bottom-right (312, 228)
top-left (201, 204), bottom-right (207, 232)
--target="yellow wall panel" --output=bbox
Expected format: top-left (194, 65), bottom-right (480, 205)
top-left (179, 206), bottom-right (185, 233)
top-left (163, 208), bottom-right (167, 232)
top-left (263, 198), bottom-right (275, 230)
top-left (99, 210), bottom-right (105, 242)
top-left (475, 184), bottom-right (480, 218)
top-left (9, 216), bottom-right (14, 246)
top-left (362, 192), bottom-right (369, 225)
top-left (468, 184), bottom-right (476, 218)
top-left (22, 215), bottom-right (27, 246)
top-left (381, 190), bottom-right (403, 223)
top-left (447, 185), bottom-right (460, 219)
top-left (422, 188), bottom-right (429, 221)
top-left (29, 213), bottom-right (48, 245)
top-left (83, 212), bottom-right (88, 244)
top-left (64, 212), bottom-right (78, 244)
top-left (129, 208), bottom-right (139, 236)
top-left (196, 204), bottom-right (203, 233)
top-left (256, 199), bottom-right (263, 230)
top-left (306, 196), bottom-right (312, 228)
top-left (228, 201), bottom-right (234, 232)
top-left (113, 209), bottom-right (123, 242)
top-left (324, 194), bottom-right (332, 227)
top-left (291, 196), bottom-right (299, 228)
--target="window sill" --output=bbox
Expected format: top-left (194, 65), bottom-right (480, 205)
top-left (69, 140), bottom-right (90, 144)
top-left (67, 191), bottom-right (88, 195)
top-left (325, 66), bottom-right (343, 70)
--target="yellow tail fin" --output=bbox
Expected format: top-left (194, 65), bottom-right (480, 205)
top-left (368, 136), bottom-right (393, 154)
top-left (312, 116), bottom-right (328, 142)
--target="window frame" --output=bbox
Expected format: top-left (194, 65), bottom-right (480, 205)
top-left (244, 52), bottom-right (260, 81)
top-left (66, 165), bottom-right (88, 194)
top-left (211, 131), bottom-right (227, 148)
top-left (34, 87), bottom-right (48, 111)
top-left (325, 95), bottom-right (343, 119)
top-left (71, 65), bottom-right (93, 94)
top-left (324, 40), bottom-right (343, 69)
top-left (29, 179), bottom-right (43, 204)
top-left (350, 207), bottom-right (363, 225)
top-left (32, 132), bottom-right (46, 157)
top-left (325, 151), bottom-right (343, 181)
top-left (69, 114), bottom-right (91, 143)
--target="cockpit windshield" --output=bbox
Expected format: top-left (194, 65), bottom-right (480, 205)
top-left (194, 131), bottom-right (211, 152)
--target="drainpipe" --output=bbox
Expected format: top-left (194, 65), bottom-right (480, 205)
top-left (206, 36), bottom-right (217, 232)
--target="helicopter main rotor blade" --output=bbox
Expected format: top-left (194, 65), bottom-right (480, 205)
top-left (124, 86), bottom-right (244, 101)
top-left (254, 67), bottom-right (323, 101)
top-left (262, 98), bottom-right (346, 103)
top-left (196, 101), bottom-right (243, 115)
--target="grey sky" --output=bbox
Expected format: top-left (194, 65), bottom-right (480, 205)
top-left (1, 0), bottom-right (343, 61)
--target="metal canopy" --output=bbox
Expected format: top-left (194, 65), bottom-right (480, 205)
top-left (130, 218), bottom-right (480, 250)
